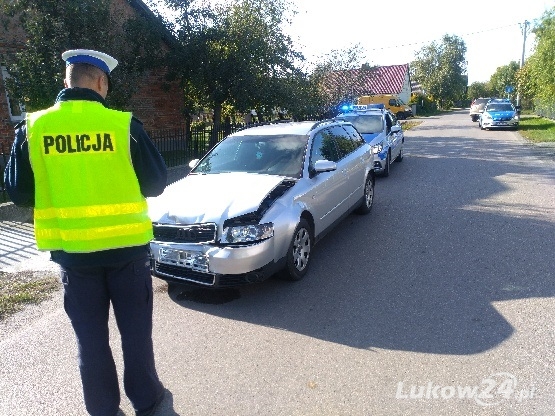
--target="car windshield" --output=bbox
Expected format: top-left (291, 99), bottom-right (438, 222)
top-left (337, 114), bottom-right (383, 134)
top-left (486, 103), bottom-right (514, 112)
top-left (191, 134), bottom-right (309, 178)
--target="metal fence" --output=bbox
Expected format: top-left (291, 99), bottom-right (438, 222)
top-left (148, 122), bottom-right (251, 168)
top-left (1, 143), bottom-right (8, 202)
top-left (534, 99), bottom-right (555, 120)
top-left (147, 120), bottom-right (314, 167)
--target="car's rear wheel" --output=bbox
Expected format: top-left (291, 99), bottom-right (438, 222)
top-left (356, 174), bottom-right (374, 215)
top-left (280, 218), bottom-right (312, 281)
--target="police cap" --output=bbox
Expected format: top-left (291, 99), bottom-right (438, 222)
top-left (62, 49), bottom-right (118, 75)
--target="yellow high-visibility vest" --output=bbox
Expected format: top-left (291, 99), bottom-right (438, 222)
top-left (27, 100), bottom-right (153, 253)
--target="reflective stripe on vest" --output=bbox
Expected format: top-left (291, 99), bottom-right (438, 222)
top-left (27, 101), bottom-right (153, 253)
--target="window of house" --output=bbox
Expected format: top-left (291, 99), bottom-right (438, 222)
top-left (1, 65), bottom-right (26, 122)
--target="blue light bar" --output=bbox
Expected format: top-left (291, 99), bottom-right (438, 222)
top-left (340, 104), bottom-right (354, 112)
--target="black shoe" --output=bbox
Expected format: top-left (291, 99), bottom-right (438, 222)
top-left (135, 388), bottom-right (166, 416)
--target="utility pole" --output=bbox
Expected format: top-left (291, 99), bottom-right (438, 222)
top-left (516, 20), bottom-right (531, 108)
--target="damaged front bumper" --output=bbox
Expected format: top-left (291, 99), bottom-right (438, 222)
top-left (149, 238), bottom-right (281, 287)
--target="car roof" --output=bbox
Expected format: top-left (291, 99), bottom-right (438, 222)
top-left (336, 108), bottom-right (387, 117)
top-left (485, 100), bottom-right (514, 106)
top-left (232, 120), bottom-right (343, 136)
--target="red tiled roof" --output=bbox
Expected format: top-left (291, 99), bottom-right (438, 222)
top-left (366, 64), bottom-right (409, 94)
top-left (323, 64), bottom-right (409, 96)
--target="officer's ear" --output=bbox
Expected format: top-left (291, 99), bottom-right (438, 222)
top-left (96, 73), bottom-right (109, 98)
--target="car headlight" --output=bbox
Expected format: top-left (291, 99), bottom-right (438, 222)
top-left (372, 143), bottom-right (383, 154)
top-left (221, 223), bottom-right (274, 244)
top-left (512, 114), bottom-right (520, 121)
top-left (482, 113), bottom-right (492, 120)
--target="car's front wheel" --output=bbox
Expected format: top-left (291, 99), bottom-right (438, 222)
top-left (280, 218), bottom-right (312, 281)
top-left (356, 174), bottom-right (375, 215)
top-left (382, 152), bottom-right (390, 177)
top-left (395, 146), bottom-right (404, 162)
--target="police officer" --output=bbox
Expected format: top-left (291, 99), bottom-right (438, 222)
top-left (4, 49), bottom-right (168, 416)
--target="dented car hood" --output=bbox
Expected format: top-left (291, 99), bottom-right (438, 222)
top-left (147, 172), bottom-right (287, 225)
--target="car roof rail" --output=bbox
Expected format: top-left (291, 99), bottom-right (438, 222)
top-left (235, 118), bottom-right (295, 132)
top-left (308, 119), bottom-right (336, 131)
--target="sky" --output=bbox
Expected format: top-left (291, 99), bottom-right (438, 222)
top-left (286, 0), bottom-right (555, 84)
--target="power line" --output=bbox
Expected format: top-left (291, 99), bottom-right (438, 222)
top-left (365, 22), bottom-right (528, 53)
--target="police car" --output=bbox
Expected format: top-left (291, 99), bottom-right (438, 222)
top-left (335, 104), bottom-right (404, 176)
top-left (478, 99), bottom-right (520, 130)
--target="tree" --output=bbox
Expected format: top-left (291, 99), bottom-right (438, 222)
top-left (224, 0), bottom-right (303, 121)
top-left (283, 70), bottom-right (325, 120)
top-left (467, 81), bottom-right (493, 101)
top-left (161, 0), bottom-right (303, 145)
top-left (0, 0), bottom-right (164, 111)
top-left (520, 7), bottom-right (555, 115)
top-left (410, 34), bottom-right (467, 110)
top-left (310, 44), bottom-right (370, 116)
top-left (489, 61), bottom-right (519, 99)
top-left (515, 60), bottom-right (537, 110)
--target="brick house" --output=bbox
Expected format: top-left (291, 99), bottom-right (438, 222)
top-left (0, 0), bottom-right (184, 151)
top-left (0, 11), bottom-right (25, 149)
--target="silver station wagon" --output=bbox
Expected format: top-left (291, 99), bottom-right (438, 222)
top-left (147, 120), bottom-right (375, 288)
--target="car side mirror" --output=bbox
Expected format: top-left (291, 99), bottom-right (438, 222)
top-left (515, 106), bottom-right (521, 114)
top-left (391, 125), bottom-right (401, 133)
top-left (311, 160), bottom-right (336, 176)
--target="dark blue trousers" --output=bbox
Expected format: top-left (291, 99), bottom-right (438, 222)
top-left (61, 254), bottom-right (163, 416)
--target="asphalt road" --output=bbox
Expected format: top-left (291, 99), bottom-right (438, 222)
top-left (1, 110), bottom-right (554, 415)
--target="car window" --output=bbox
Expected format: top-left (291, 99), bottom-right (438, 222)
top-left (327, 125), bottom-right (360, 159)
top-left (338, 114), bottom-right (383, 134)
top-left (385, 113), bottom-right (393, 133)
top-left (192, 134), bottom-right (308, 177)
top-left (486, 103), bottom-right (514, 112)
top-left (472, 98), bottom-right (489, 108)
top-left (341, 124), bottom-right (365, 147)
top-left (310, 130), bottom-right (339, 167)
top-left (388, 111), bottom-right (398, 125)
